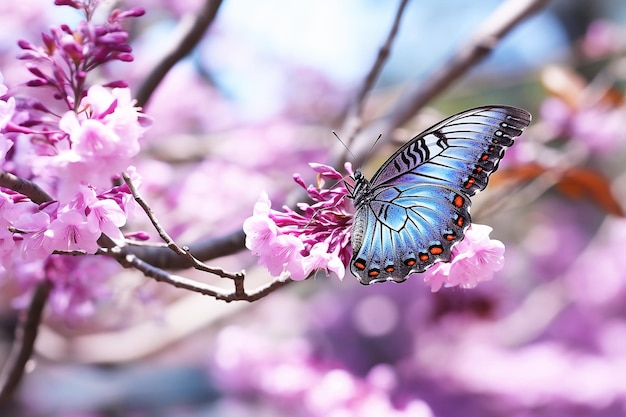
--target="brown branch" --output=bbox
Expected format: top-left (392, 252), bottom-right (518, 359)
top-left (108, 249), bottom-right (290, 302)
top-left (122, 172), bottom-right (242, 279)
top-left (338, 0), bottom-right (549, 167)
top-left (125, 229), bottom-right (246, 270)
top-left (0, 173), bottom-right (53, 405)
top-left (0, 170), bottom-right (52, 205)
top-left (342, 0), bottom-right (410, 144)
top-left (134, 0), bottom-right (224, 108)
top-left (0, 280), bottom-right (51, 405)
top-left (383, 0), bottom-right (550, 131)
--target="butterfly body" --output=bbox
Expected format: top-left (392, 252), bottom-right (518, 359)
top-left (347, 106), bottom-right (531, 285)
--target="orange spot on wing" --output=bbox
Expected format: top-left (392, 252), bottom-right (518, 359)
top-left (481, 153), bottom-right (489, 161)
top-left (419, 253), bottom-right (429, 261)
top-left (429, 245), bottom-right (443, 255)
top-left (385, 265), bottom-right (395, 273)
top-left (456, 216), bottom-right (465, 227)
top-left (368, 269), bottom-right (380, 277)
top-left (453, 195), bottom-right (464, 207)
top-left (464, 177), bottom-right (476, 188)
top-left (405, 258), bottom-right (417, 266)
top-left (354, 260), bottom-right (366, 270)
top-left (444, 233), bottom-right (456, 241)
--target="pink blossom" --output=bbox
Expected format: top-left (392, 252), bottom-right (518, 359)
top-left (17, 4), bottom-right (144, 106)
top-left (0, 135), bottom-right (14, 163)
top-left (46, 85), bottom-right (148, 197)
top-left (85, 86), bottom-right (150, 150)
top-left (244, 193), bottom-right (277, 251)
top-left (61, 115), bottom-right (120, 158)
top-left (48, 209), bottom-right (100, 253)
top-left (422, 224), bottom-right (505, 292)
top-left (0, 80), bottom-right (15, 131)
top-left (65, 184), bottom-right (126, 241)
top-left (0, 0), bottom-right (143, 323)
top-left (96, 169), bottom-right (140, 219)
top-left (243, 163), bottom-right (353, 281)
top-left (302, 241), bottom-right (346, 280)
top-left (86, 198), bottom-right (126, 241)
top-left (11, 4), bottom-right (148, 200)
top-left (14, 210), bottom-right (54, 261)
top-left (244, 195), bottom-right (305, 279)
top-left (0, 191), bottom-right (24, 263)
top-left (0, 72), bottom-right (16, 160)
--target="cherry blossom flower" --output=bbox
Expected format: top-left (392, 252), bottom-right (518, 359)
top-left (14, 209), bottom-right (54, 261)
top-left (244, 163), bottom-right (353, 281)
top-left (0, 190), bottom-right (27, 263)
top-left (86, 198), bottom-right (126, 241)
top-left (48, 209), bottom-right (101, 253)
top-left (422, 224), bottom-right (505, 292)
top-left (0, 72), bottom-right (15, 160)
top-left (0, 0), bottom-right (146, 289)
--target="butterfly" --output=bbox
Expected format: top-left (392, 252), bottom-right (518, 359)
top-left (346, 105), bottom-right (531, 285)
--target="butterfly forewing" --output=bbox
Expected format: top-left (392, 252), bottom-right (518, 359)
top-left (350, 106), bottom-right (531, 285)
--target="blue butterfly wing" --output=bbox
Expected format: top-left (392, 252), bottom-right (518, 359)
top-left (350, 106), bottom-right (531, 284)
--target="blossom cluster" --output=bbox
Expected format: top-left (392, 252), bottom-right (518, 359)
top-left (0, 1), bottom-right (147, 319)
top-left (244, 163), bottom-right (353, 281)
top-left (244, 163), bottom-right (507, 290)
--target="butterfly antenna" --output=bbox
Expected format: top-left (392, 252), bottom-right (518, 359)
top-left (366, 133), bottom-right (383, 162)
top-left (332, 130), bottom-right (357, 163)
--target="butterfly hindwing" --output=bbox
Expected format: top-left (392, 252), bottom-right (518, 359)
top-left (350, 106), bottom-right (531, 284)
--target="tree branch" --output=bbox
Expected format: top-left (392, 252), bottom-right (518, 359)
top-left (0, 170), bottom-right (52, 205)
top-left (121, 172), bottom-right (242, 279)
top-left (106, 249), bottom-right (290, 302)
top-left (342, 0), bottom-right (410, 144)
top-left (337, 0), bottom-right (548, 168)
top-left (384, 0), bottom-right (550, 131)
top-left (0, 280), bottom-right (51, 405)
top-left (135, 0), bottom-right (224, 108)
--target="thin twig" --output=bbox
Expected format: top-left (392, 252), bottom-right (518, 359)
top-left (107, 249), bottom-right (290, 302)
top-left (123, 239), bottom-right (169, 248)
top-left (122, 172), bottom-right (242, 279)
top-left (135, 0), bottom-right (224, 108)
top-left (0, 280), bottom-right (51, 405)
top-left (382, 0), bottom-right (550, 132)
top-left (342, 0), bottom-right (410, 145)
